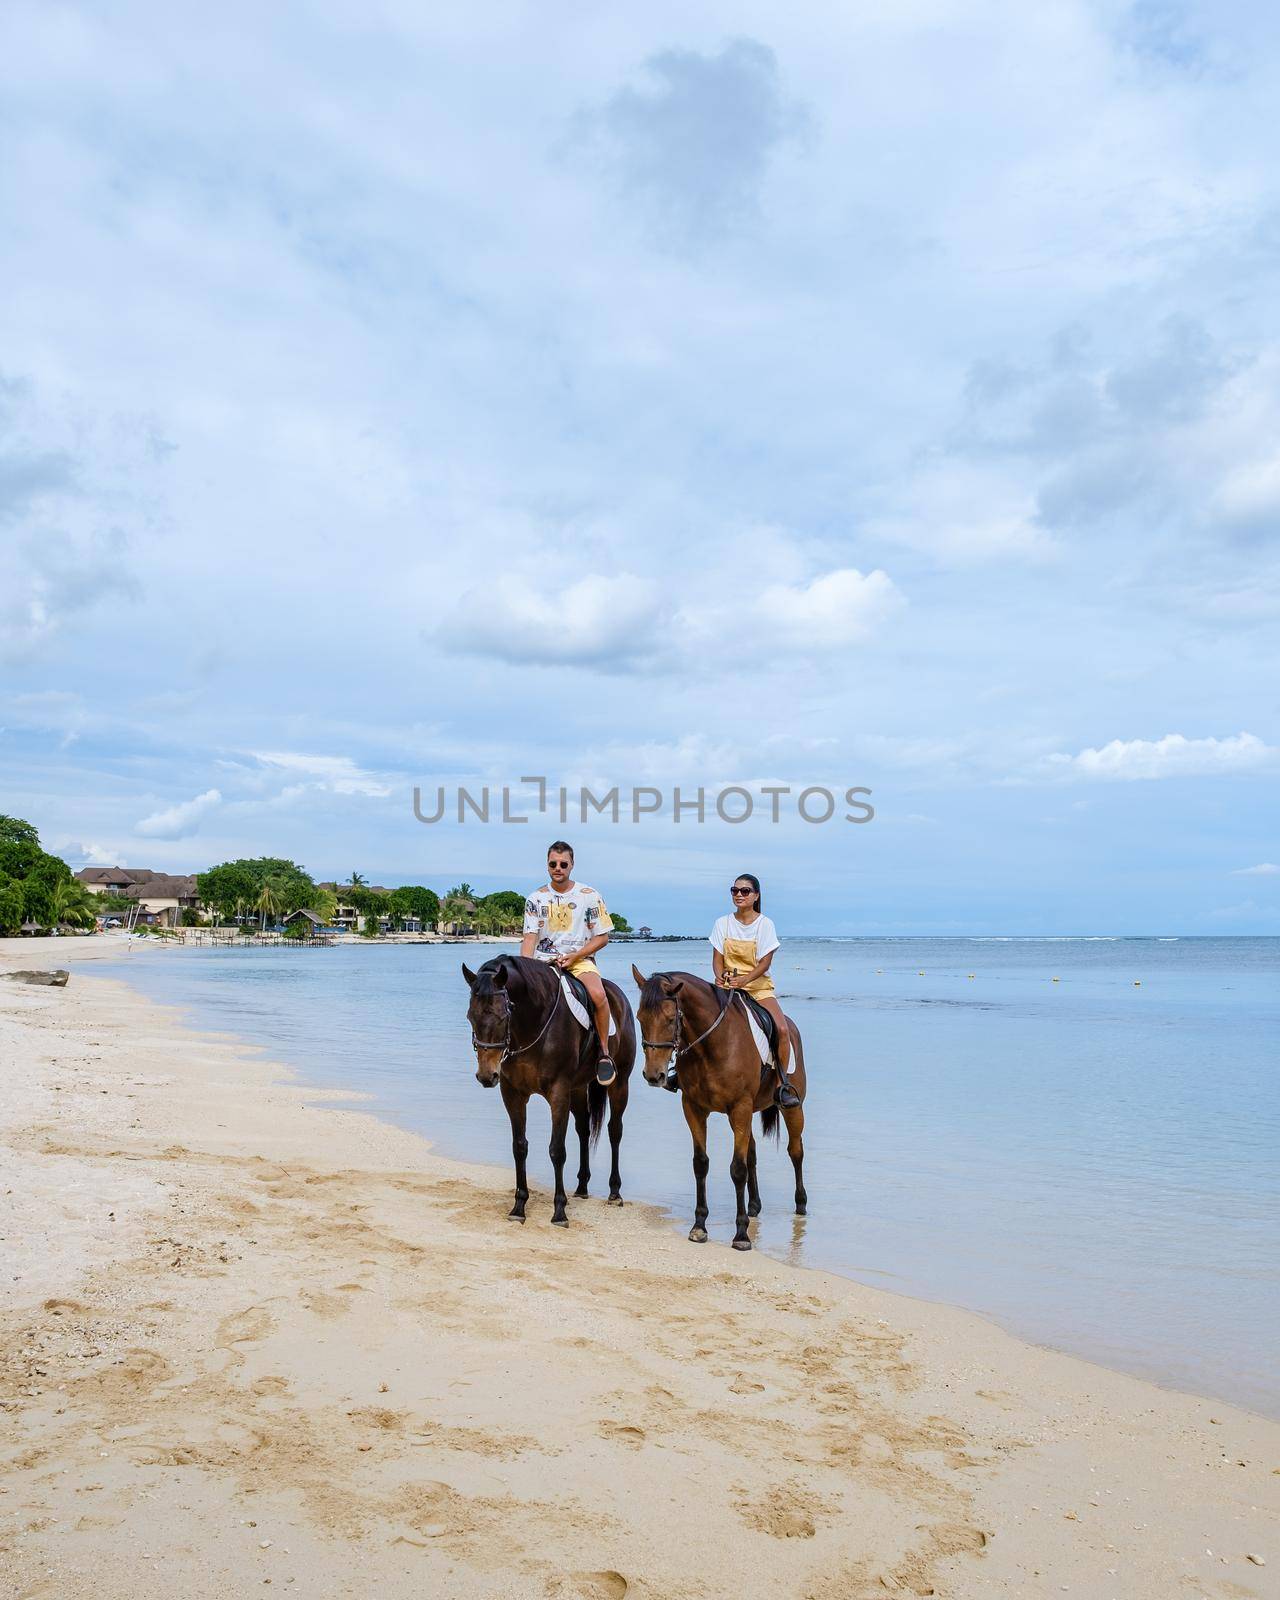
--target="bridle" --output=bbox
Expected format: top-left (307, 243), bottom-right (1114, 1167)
top-left (470, 974), bottom-right (563, 1067)
top-left (641, 984), bottom-right (736, 1061)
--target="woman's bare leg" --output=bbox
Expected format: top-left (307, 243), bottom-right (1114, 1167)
top-left (759, 996), bottom-right (790, 1072)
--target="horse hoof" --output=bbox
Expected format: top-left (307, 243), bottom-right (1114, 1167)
top-left (607, 1195), bottom-right (624, 1206)
top-left (688, 1226), bottom-right (708, 1243)
top-left (574, 1187), bottom-right (589, 1198)
top-left (732, 1238), bottom-right (753, 1251)
top-left (551, 1217), bottom-right (569, 1228)
top-left (508, 1212), bottom-right (526, 1224)
top-left (795, 1203), bottom-right (807, 1216)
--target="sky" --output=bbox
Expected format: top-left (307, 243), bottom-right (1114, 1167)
top-left (1, 0), bottom-right (1278, 935)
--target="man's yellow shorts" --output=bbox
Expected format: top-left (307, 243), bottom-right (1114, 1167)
top-left (565, 957), bottom-right (600, 978)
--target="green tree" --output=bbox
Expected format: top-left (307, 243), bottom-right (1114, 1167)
top-left (0, 878), bottom-right (24, 935)
top-left (479, 890), bottom-right (525, 932)
top-left (48, 878), bottom-right (98, 929)
top-left (254, 877), bottom-right (285, 929)
top-left (0, 817), bottom-right (75, 927)
top-left (388, 885), bottom-right (440, 929)
top-left (349, 870), bottom-right (368, 889)
top-left (310, 886), bottom-right (338, 925)
top-left (0, 816), bottom-right (40, 849)
top-left (608, 910), bottom-right (632, 934)
top-left (197, 863), bottom-right (256, 924)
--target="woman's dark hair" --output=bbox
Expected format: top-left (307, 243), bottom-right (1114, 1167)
top-left (733, 872), bottom-right (762, 911)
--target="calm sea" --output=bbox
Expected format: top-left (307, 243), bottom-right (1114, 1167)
top-left (102, 936), bottom-right (1280, 1418)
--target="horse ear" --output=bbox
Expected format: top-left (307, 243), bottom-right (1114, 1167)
top-left (661, 976), bottom-right (684, 997)
top-left (491, 963), bottom-right (509, 988)
top-left (461, 963), bottom-right (477, 987)
top-left (631, 964), bottom-right (647, 988)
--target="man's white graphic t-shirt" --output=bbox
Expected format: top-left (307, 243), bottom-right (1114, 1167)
top-left (523, 883), bottom-right (613, 961)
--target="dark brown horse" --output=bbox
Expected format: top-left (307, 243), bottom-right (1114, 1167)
top-left (463, 955), bottom-right (634, 1225)
top-left (632, 966), bottom-right (807, 1250)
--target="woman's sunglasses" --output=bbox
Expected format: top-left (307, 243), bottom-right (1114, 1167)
top-left (730, 885), bottom-right (755, 896)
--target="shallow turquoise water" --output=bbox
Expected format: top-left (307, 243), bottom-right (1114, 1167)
top-left (104, 936), bottom-right (1280, 1417)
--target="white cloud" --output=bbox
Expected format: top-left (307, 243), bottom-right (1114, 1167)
top-left (54, 838), bottom-right (122, 865)
top-left (866, 463), bottom-right (1052, 565)
top-left (1040, 733), bottom-right (1277, 782)
top-left (251, 753), bottom-right (391, 798)
top-left (758, 567), bottom-right (903, 649)
top-left (135, 788), bottom-right (223, 839)
top-left (1232, 862), bottom-right (1279, 877)
top-left (448, 574), bottom-right (663, 667)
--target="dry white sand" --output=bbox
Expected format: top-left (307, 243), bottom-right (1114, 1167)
top-left (1, 936), bottom-right (1276, 1600)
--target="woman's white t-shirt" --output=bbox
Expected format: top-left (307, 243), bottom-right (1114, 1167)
top-left (710, 913), bottom-right (779, 970)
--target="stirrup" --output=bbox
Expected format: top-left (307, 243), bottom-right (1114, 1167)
top-left (663, 1064), bottom-right (679, 1093)
top-left (596, 1055), bottom-right (616, 1086)
top-left (775, 1079), bottom-right (801, 1108)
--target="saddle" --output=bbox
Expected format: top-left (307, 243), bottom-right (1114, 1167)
top-left (736, 990), bottom-right (780, 1070)
top-left (563, 969), bottom-right (592, 1014)
top-left (558, 971), bottom-right (617, 1056)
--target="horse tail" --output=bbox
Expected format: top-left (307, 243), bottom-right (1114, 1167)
top-left (759, 1103), bottom-right (781, 1144)
top-left (588, 1078), bottom-right (607, 1148)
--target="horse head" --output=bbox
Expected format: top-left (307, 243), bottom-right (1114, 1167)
top-left (463, 958), bottom-right (512, 1087)
top-left (632, 965), bottom-right (684, 1086)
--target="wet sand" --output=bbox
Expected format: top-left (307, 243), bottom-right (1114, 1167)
top-left (1, 937), bottom-right (1275, 1599)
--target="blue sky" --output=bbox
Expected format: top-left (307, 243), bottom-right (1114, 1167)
top-left (1, 1), bottom-right (1277, 934)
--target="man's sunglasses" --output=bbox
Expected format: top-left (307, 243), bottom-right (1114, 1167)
top-left (730, 885), bottom-right (755, 896)
top-left (549, 860), bottom-right (573, 870)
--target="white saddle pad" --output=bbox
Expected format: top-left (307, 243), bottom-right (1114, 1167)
top-left (739, 999), bottom-right (772, 1065)
top-left (560, 975), bottom-right (618, 1038)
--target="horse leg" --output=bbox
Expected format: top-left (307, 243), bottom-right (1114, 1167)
top-left (783, 1102), bottom-right (807, 1215)
top-left (729, 1100), bottom-right (754, 1250)
top-left (548, 1087), bottom-right (572, 1227)
top-left (606, 1076), bottom-right (628, 1205)
top-left (746, 1133), bottom-right (762, 1216)
top-left (500, 1079), bottom-right (530, 1223)
top-left (573, 1093), bottom-right (591, 1197)
top-left (682, 1097), bottom-right (710, 1243)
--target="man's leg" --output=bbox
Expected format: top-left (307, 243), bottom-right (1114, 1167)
top-left (580, 970), bottom-right (614, 1083)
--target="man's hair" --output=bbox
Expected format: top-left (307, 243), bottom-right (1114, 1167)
top-left (547, 840), bottom-right (574, 861)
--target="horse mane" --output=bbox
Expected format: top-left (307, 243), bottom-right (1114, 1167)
top-left (639, 970), bottom-right (721, 1013)
top-left (473, 954), bottom-right (557, 1003)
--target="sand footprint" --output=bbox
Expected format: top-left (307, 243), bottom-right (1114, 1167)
top-left (597, 1421), bottom-right (646, 1447)
top-left (734, 1482), bottom-right (838, 1540)
top-left (214, 1304), bottom-right (275, 1366)
top-left (570, 1572), bottom-right (628, 1599)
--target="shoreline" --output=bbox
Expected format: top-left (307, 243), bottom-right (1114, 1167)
top-left (2, 937), bottom-right (1275, 1599)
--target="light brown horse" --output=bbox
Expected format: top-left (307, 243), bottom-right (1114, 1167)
top-left (632, 966), bottom-right (807, 1250)
top-left (463, 955), bottom-right (634, 1226)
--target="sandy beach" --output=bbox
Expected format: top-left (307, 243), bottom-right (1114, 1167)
top-left (1, 938), bottom-right (1275, 1600)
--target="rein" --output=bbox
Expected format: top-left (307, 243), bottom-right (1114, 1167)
top-left (641, 984), bottom-right (738, 1060)
top-left (471, 970), bottom-right (564, 1066)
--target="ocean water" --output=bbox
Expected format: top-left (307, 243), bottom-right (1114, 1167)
top-left (102, 936), bottom-right (1280, 1418)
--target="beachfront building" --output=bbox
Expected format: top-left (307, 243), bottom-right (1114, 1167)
top-left (76, 868), bottom-right (202, 928)
top-left (318, 883), bottom-right (392, 932)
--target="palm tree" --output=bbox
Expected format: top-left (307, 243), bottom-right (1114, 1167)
top-left (310, 887), bottom-right (338, 926)
top-left (349, 871), bottom-right (368, 890)
top-left (255, 878), bottom-right (283, 930)
top-left (48, 878), bottom-right (98, 930)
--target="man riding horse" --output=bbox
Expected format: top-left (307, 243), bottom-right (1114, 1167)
top-left (521, 840), bottom-right (617, 1084)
